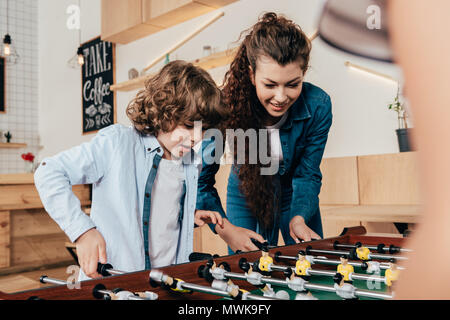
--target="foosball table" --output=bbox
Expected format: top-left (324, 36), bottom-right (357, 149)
top-left (0, 226), bottom-right (408, 301)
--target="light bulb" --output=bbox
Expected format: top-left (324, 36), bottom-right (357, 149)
top-left (3, 43), bottom-right (10, 56)
top-left (77, 46), bottom-right (84, 66)
top-left (77, 54), bottom-right (84, 65)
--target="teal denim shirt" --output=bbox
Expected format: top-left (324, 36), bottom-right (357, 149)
top-left (196, 82), bottom-right (332, 247)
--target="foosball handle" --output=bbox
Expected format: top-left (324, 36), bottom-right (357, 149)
top-left (389, 244), bottom-right (401, 254)
top-left (197, 264), bottom-right (214, 283)
top-left (92, 283), bottom-right (109, 300)
top-left (39, 275), bottom-right (48, 284)
top-left (274, 251), bottom-right (282, 262)
top-left (238, 257), bottom-right (249, 271)
top-left (377, 243), bottom-right (386, 253)
top-left (97, 262), bottom-right (114, 276)
top-left (189, 252), bottom-right (220, 262)
top-left (333, 240), bottom-right (340, 250)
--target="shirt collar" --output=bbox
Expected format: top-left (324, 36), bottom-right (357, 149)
top-left (143, 134), bottom-right (164, 157)
top-left (282, 93), bottom-right (312, 130)
top-left (143, 133), bottom-right (201, 166)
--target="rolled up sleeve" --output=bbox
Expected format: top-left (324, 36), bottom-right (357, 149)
top-left (34, 125), bottom-right (120, 242)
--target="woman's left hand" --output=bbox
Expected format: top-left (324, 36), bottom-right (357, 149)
top-left (289, 215), bottom-right (321, 242)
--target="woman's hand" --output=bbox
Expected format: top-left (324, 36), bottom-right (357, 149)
top-left (75, 228), bottom-right (107, 279)
top-left (194, 210), bottom-right (224, 228)
top-left (215, 219), bottom-right (266, 252)
top-left (289, 215), bottom-right (321, 242)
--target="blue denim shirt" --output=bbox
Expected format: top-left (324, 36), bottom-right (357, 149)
top-left (196, 82), bottom-right (332, 245)
top-left (34, 124), bottom-right (201, 281)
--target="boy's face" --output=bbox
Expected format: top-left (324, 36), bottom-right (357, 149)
top-left (157, 123), bottom-right (203, 160)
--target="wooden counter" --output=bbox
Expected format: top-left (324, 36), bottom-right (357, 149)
top-left (0, 173), bottom-right (91, 272)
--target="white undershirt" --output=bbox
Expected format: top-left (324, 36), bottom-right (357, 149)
top-left (221, 112), bottom-right (289, 164)
top-left (148, 158), bottom-right (185, 268)
top-left (265, 112), bottom-right (289, 162)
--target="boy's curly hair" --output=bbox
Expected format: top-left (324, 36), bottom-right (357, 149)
top-left (126, 60), bottom-right (227, 135)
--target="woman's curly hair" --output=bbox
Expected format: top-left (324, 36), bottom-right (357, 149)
top-left (127, 60), bottom-right (227, 135)
top-left (222, 12), bottom-right (311, 230)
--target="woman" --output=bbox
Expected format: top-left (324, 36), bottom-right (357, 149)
top-left (196, 12), bottom-right (332, 253)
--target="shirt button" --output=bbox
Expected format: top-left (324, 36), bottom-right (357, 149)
top-left (145, 193), bottom-right (150, 198)
top-left (143, 221), bottom-right (148, 226)
top-left (42, 162), bottom-right (46, 166)
top-left (152, 164), bottom-right (157, 169)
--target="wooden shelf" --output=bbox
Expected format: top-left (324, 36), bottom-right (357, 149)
top-left (102, 0), bottom-right (238, 44)
top-left (110, 47), bottom-right (238, 92)
top-left (0, 143), bottom-right (27, 149)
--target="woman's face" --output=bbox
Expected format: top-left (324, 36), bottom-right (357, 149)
top-left (157, 124), bottom-right (203, 160)
top-left (250, 55), bottom-right (304, 123)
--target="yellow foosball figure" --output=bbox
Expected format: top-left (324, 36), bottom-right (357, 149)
top-left (355, 242), bottom-right (371, 261)
top-left (337, 255), bottom-right (354, 283)
top-left (258, 245), bottom-right (273, 276)
top-left (295, 250), bottom-right (311, 279)
top-left (385, 258), bottom-right (400, 290)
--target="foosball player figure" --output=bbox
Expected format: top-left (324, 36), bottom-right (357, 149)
top-left (337, 255), bottom-right (354, 283)
top-left (149, 270), bottom-right (192, 293)
top-left (240, 258), bottom-right (275, 298)
top-left (355, 242), bottom-right (371, 261)
top-left (257, 244), bottom-right (274, 277)
top-left (384, 258), bottom-right (400, 292)
top-left (202, 258), bottom-right (231, 283)
top-left (284, 267), bottom-right (315, 298)
top-left (333, 272), bottom-right (358, 300)
top-left (199, 259), bottom-right (249, 300)
top-left (295, 250), bottom-right (311, 281)
top-left (211, 278), bottom-right (249, 300)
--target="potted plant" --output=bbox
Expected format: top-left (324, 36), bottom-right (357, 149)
top-left (388, 86), bottom-right (413, 152)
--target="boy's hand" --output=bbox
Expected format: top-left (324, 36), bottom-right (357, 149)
top-left (194, 210), bottom-right (224, 228)
top-left (289, 215), bottom-right (321, 243)
top-left (75, 228), bottom-right (107, 279)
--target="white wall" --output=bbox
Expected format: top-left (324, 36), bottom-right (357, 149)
top-left (0, 0), bottom-right (39, 173)
top-left (37, 0), bottom-right (405, 160)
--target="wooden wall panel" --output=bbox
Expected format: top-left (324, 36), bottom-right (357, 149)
top-left (11, 209), bottom-right (62, 238)
top-left (10, 234), bottom-right (72, 266)
top-left (319, 156), bottom-right (359, 205)
top-left (358, 152), bottom-right (422, 205)
top-left (0, 211), bottom-right (10, 268)
top-left (0, 184), bottom-right (90, 210)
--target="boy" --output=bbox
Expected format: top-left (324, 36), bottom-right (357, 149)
top-left (35, 61), bottom-right (227, 280)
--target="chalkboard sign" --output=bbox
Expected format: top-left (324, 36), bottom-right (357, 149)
top-left (0, 56), bottom-right (5, 113)
top-left (81, 36), bottom-right (116, 134)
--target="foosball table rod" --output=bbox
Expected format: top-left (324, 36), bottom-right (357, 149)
top-left (199, 260), bottom-right (393, 300)
top-left (274, 251), bottom-right (405, 271)
top-left (268, 264), bottom-right (386, 283)
top-left (39, 276), bottom-right (156, 300)
top-left (333, 241), bottom-right (413, 254)
top-left (304, 246), bottom-right (408, 261)
top-left (97, 263), bottom-right (126, 276)
top-left (149, 270), bottom-right (279, 300)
